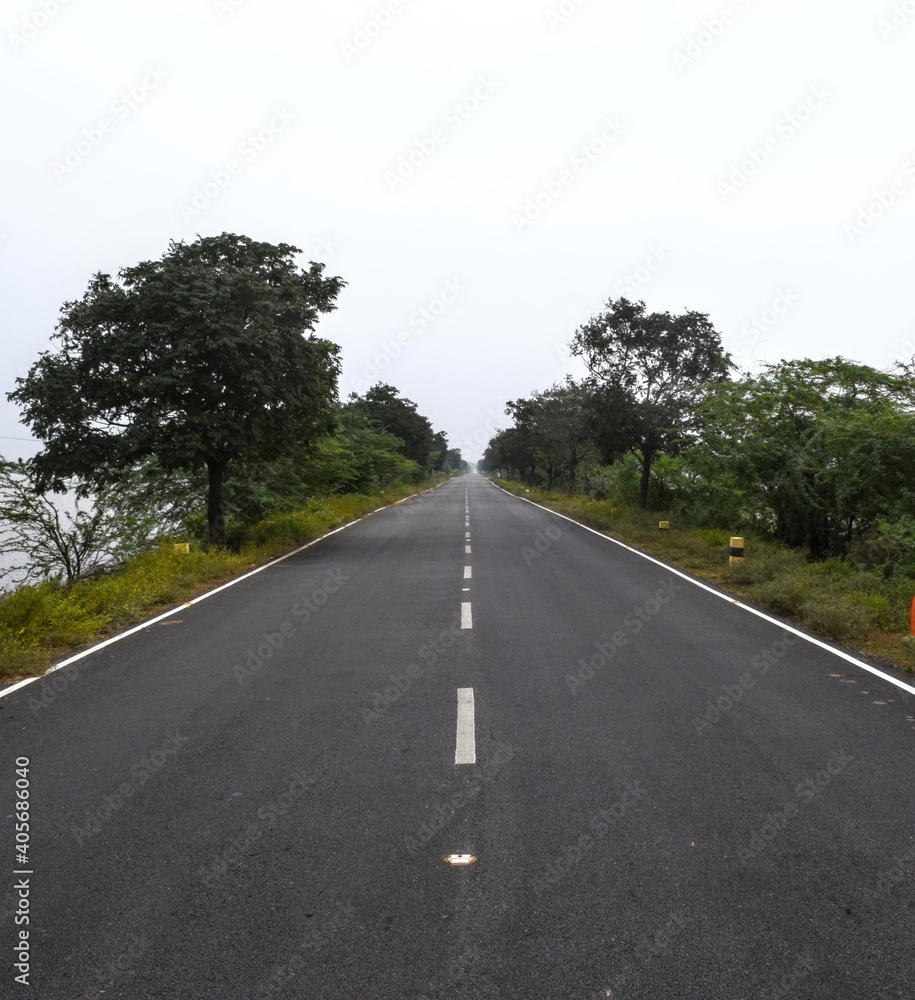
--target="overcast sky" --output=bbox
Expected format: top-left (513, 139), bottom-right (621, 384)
top-left (3, 0), bottom-right (914, 462)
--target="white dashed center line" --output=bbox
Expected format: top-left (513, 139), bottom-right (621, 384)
top-left (455, 688), bottom-right (476, 765)
top-left (464, 566), bottom-right (472, 579)
top-left (461, 602), bottom-right (473, 629)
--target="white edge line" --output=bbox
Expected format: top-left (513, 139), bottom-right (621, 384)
top-left (0, 480), bottom-right (452, 700)
top-left (488, 481), bottom-right (915, 699)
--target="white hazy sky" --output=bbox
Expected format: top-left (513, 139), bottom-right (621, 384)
top-left (3, 0), bottom-right (914, 462)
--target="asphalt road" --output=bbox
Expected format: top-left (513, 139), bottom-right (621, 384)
top-left (2, 473), bottom-right (914, 999)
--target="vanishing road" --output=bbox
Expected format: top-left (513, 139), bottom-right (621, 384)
top-left (2, 474), bottom-right (914, 998)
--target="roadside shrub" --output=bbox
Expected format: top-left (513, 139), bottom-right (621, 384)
top-left (800, 595), bottom-right (877, 642)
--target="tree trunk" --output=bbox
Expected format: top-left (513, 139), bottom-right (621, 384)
top-left (638, 448), bottom-right (654, 510)
top-left (206, 457), bottom-right (228, 546)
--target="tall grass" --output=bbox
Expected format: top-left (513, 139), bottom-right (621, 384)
top-left (0, 481), bottom-right (442, 681)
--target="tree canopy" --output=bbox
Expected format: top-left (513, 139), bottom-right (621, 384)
top-left (9, 233), bottom-right (345, 543)
top-left (346, 383), bottom-right (439, 469)
top-left (570, 297), bottom-right (733, 508)
top-left (688, 358), bottom-right (915, 557)
top-left (505, 379), bottom-right (593, 488)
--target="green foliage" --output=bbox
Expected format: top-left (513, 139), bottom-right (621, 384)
top-left (9, 233), bottom-right (345, 544)
top-left (687, 358), bottom-right (915, 558)
top-left (570, 297), bottom-right (733, 508)
top-left (347, 383), bottom-right (440, 469)
top-left (479, 426), bottom-right (538, 481)
top-left (505, 378), bottom-right (594, 488)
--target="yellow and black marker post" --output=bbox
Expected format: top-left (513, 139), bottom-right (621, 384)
top-left (729, 536), bottom-right (744, 565)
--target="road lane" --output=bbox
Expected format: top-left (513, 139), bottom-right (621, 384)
top-left (1, 473), bottom-right (913, 998)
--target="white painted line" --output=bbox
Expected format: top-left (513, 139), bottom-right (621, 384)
top-left (487, 481), bottom-right (915, 699)
top-left (462, 587), bottom-right (470, 592)
top-left (461, 602), bottom-right (473, 629)
top-left (0, 481), bottom-right (454, 701)
top-left (465, 545), bottom-right (472, 555)
top-left (464, 566), bottom-right (472, 579)
top-left (455, 687), bottom-right (476, 765)
top-left (465, 532), bottom-right (471, 540)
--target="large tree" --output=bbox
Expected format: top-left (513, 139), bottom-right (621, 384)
top-left (570, 297), bottom-right (732, 508)
top-left (9, 233), bottom-right (344, 544)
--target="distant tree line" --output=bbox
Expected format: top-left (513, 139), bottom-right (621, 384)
top-left (481, 298), bottom-right (915, 564)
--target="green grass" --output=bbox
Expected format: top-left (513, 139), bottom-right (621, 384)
top-left (0, 479), bottom-right (444, 681)
top-left (495, 479), bottom-right (915, 676)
